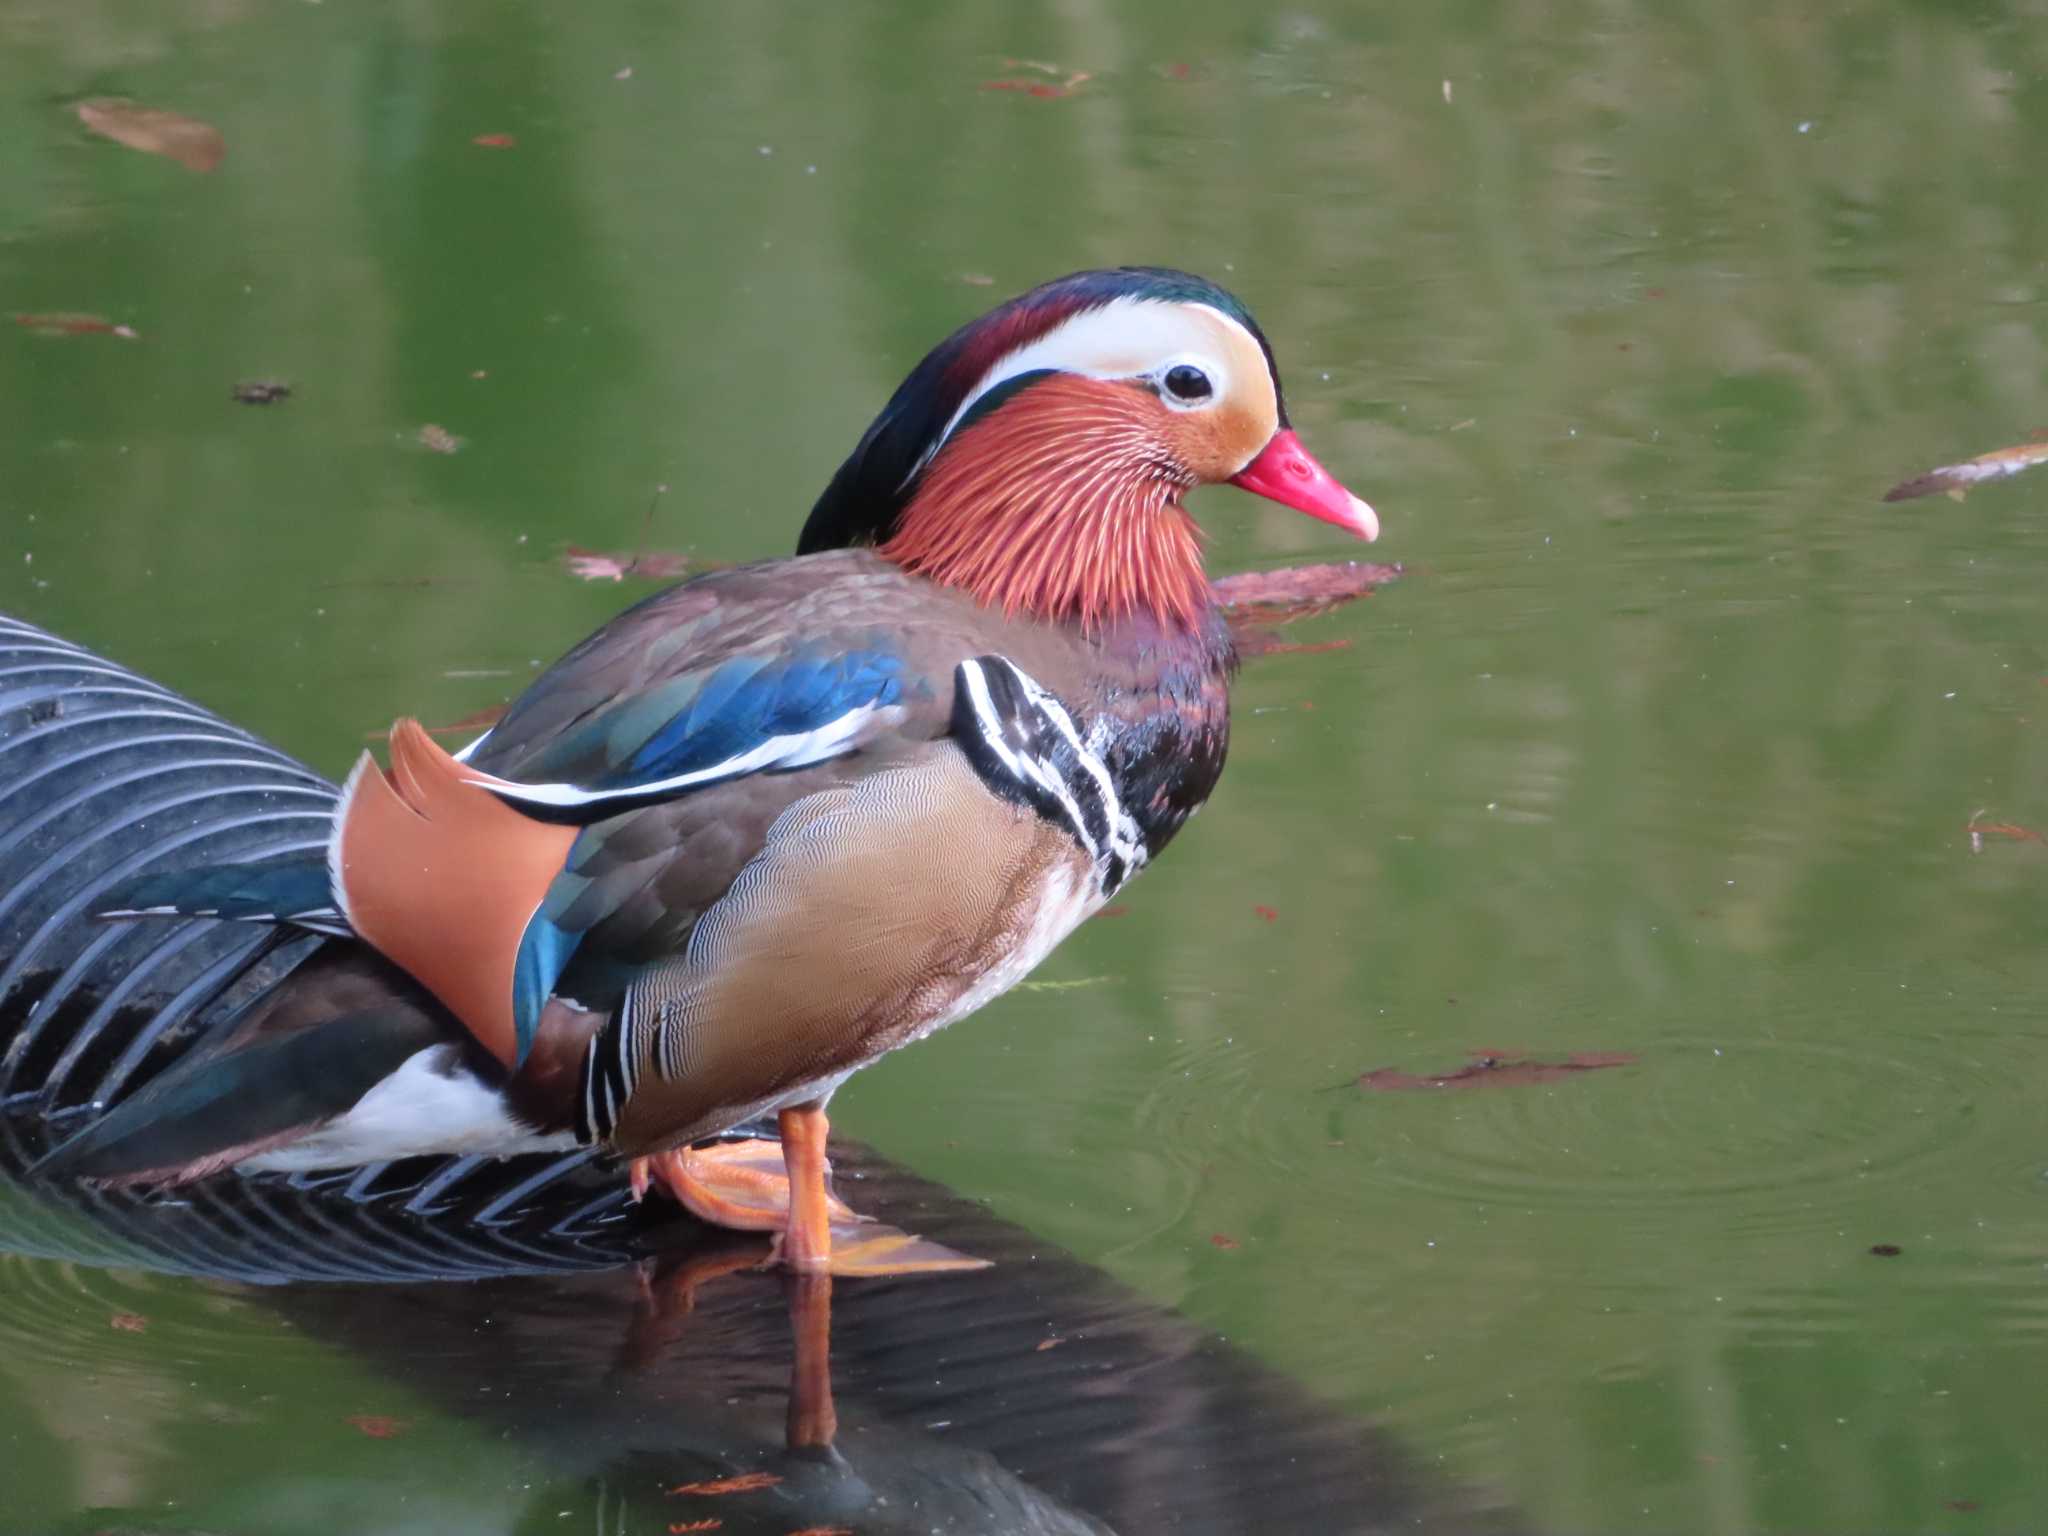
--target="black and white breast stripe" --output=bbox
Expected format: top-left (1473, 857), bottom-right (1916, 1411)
top-left (576, 1006), bottom-right (639, 1146)
top-left (951, 656), bottom-right (1146, 896)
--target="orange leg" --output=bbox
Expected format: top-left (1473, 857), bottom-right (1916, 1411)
top-left (774, 1103), bottom-right (833, 1274)
top-left (783, 1271), bottom-right (838, 1450)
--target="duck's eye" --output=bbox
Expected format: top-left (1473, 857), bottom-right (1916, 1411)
top-left (1162, 365), bottom-right (1213, 403)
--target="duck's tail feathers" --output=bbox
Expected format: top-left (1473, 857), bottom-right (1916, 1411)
top-left (98, 854), bottom-right (353, 939)
top-left (29, 1007), bottom-right (438, 1186)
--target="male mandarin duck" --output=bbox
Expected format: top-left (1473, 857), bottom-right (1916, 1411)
top-left (48, 267), bottom-right (1378, 1275)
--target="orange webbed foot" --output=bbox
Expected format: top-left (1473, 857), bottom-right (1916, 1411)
top-left (629, 1127), bottom-right (990, 1278)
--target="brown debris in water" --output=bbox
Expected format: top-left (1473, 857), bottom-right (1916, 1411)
top-left (1217, 560), bottom-right (1401, 663)
top-left (666, 1472), bottom-right (781, 1496)
top-left (1354, 1050), bottom-right (1638, 1092)
top-left (75, 98), bottom-right (225, 172)
top-left (982, 61), bottom-right (1093, 98)
top-left (1214, 560), bottom-right (1402, 624)
top-left (1967, 810), bottom-right (2043, 853)
top-left (563, 546), bottom-right (696, 583)
top-left (1884, 437), bottom-right (2048, 503)
top-left (108, 1312), bottom-right (148, 1333)
top-left (13, 312), bottom-right (138, 339)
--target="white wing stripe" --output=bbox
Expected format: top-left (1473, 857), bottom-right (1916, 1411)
top-left (482, 703), bottom-right (903, 812)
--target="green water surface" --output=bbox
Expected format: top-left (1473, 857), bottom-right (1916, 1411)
top-left (3, 2), bottom-right (2048, 1531)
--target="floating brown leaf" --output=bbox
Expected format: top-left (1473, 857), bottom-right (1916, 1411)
top-left (344, 1414), bottom-right (408, 1439)
top-left (108, 1312), bottom-right (148, 1333)
top-left (1233, 632), bottom-right (1355, 662)
top-left (562, 546), bottom-right (696, 583)
top-left (666, 1472), bottom-right (781, 1497)
top-left (1214, 561), bottom-right (1402, 624)
top-left (1883, 439), bottom-right (2048, 503)
top-left (1035, 1336), bottom-right (1065, 1351)
top-left (424, 704), bottom-right (507, 738)
top-left (76, 98), bottom-right (225, 172)
top-left (982, 70), bottom-right (1092, 98)
top-left (1966, 811), bottom-right (2043, 854)
top-left (13, 312), bottom-right (138, 339)
top-left (1355, 1051), bottom-right (1638, 1093)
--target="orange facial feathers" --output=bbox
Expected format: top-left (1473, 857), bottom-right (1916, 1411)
top-left (881, 375), bottom-right (1210, 632)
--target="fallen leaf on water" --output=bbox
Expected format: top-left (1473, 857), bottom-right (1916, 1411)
top-left (417, 423), bottom-right (463, 454)
top-left (1354, 1051), bottom-right (1638, 1093)
top-left (471, 132), bottom-right (518, 149)
top-left (344, 1414), bottom-right (408, 1439)
top-left (1234, 632), bottom-right (1355, 661)
top-left (75, 98), bottom-right (225, 172)
top-left (1966, 810), bottom-right (2043, 854)
top-left (108, 1312), bottom-right (148, 1333)
top-left (14, 312), bottom-right (138, 339)
top-left (425, 704), bottom-right (507, 737)
top-left (1252, 904), bottom-right (1279, 922)
top-left (1883, 438), bottom-right (2048, 503)
top-left (232, 381), bottom-right (291, 405)
top-left (1209, 1233), bottom-right (1241, 1250)
top-left (1215, 560), bottom-right (1402, 626)
top-left (562, 546), bottom-right (695, 583)
top-left (1017, 975), bottom-right (1114, 993)
top-left (666, 1472), bottom-right (781, 1497)
top-left (1035, 1336), bottom-right (1065, 1351)
top-left (982, 70), bottom-right (1092, 99)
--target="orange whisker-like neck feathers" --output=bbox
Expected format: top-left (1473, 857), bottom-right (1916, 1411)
top-left (881, 376), bottom-right (1210, 632)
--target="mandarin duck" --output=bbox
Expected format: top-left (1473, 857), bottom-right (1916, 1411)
top-left (47, 267), bottom-right (1378, 1275)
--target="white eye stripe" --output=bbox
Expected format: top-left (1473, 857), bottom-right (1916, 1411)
top-left (911, 300), bottom-right (1263, 483)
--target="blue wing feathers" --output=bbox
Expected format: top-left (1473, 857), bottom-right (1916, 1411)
top-left (607, 649), bottom-right (902, 788)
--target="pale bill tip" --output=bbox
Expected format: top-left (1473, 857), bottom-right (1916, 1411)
top-left (1349, 493), bottom-right (1381, 543)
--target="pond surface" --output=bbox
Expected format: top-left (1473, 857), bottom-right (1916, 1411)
top-left (4, 2), bottom-right (2048, 1531)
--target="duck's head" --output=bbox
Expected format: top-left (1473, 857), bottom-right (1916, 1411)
top-left (799, 267), bottom-right (1377, 632)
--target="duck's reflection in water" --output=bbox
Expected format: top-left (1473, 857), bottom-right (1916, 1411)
top-left (0, 1131), bottom-right (1527, 1534)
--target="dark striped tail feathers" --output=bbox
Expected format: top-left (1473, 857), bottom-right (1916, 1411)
top-left (99, 854), bottom-right (352, 939)
top-left (30, 1007), bottom-right (440, 1185)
